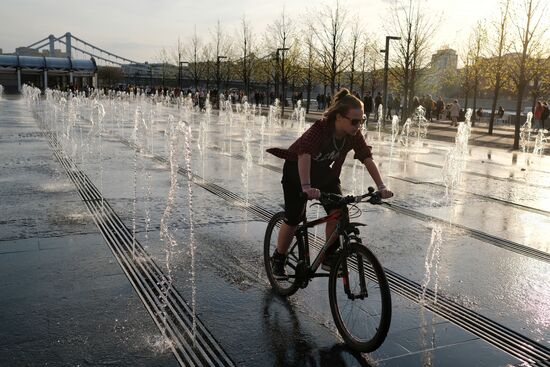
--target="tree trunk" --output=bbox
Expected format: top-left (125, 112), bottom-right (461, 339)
top-left (401, 60), bottom-right (410, 120)
top-left (410, 73), bottom-right (416, 116)
top-left (266, 80), bottom-right (270, 105)
top-left (360, 70), bottom-right (365, 98)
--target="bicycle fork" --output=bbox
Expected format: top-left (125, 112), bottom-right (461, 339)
top-left (341, 240), bottom-right (368, 300)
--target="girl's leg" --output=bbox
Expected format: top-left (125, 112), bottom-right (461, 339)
top-left (325, 209), bottom-right (340, 248)
top-left (277, 160), bottom-right (305, 255)
top-left (276, 222), bottom-right (297, 254)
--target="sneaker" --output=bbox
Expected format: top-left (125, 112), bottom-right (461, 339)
top-left (271, 250), bottom-right (288, 280)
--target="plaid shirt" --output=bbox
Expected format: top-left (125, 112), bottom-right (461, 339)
top-left (267, 118), bottom-right (373, 178)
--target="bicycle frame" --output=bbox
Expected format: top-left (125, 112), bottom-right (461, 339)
top-left (293, 208), bottom-right (352, 279)
top-left (291, 206), bottom-right (369, 299)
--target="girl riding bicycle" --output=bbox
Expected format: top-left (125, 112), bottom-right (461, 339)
top-left (267, 88), bottom-right (394, 279)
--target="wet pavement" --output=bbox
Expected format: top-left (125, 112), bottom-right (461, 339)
top-left (0, 94), bottom-right (548, 366)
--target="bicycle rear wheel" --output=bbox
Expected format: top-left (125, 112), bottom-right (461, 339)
top-left (328, 243), bottom-right (391, 352)
top-left (264, 212), bottom-right (302, 297)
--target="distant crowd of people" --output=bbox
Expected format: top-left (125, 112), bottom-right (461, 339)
top-left (533, 100), bottom-right (549, 129)
top-left (55, 82), bottom-right (550, 129)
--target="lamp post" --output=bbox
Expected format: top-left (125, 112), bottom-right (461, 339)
top-left (276, 47), bottom-right (290, 115)
top-left (381, 36), bottom-right (401, 125)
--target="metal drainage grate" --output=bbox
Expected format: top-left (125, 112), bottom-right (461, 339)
top-left (44, 131), bottom-right (234, 367)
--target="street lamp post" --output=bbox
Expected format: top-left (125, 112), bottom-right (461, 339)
top-left (381, 36), bottom-right (401, 126)
top-left (276, 47), bottom-right (290, 116)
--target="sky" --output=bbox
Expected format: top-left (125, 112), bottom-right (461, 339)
top-left (0, 0), bottom-right (535, 63)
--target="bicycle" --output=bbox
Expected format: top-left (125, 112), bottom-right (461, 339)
top-left (263, 187), bottom-right (392, 352)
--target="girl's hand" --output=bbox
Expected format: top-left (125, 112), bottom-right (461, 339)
top-left (303, 187), bottom-right (320, 200)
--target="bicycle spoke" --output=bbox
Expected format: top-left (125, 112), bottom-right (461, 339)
top-left (286, 262), bottom-right (297, 271)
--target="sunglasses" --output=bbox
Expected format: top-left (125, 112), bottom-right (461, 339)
top-left (343, 114), bottom-right (367, 126)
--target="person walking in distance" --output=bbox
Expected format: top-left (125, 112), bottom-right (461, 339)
top-left (541, 102), bottom-right (549, 130)
top-left (534, 101), bottom-right (543, 129)
top-left (450, 99), bottom-right (460, 127)
top-left (374, 92), bottom-right (382, 120)
top-left (363, 91), bottom-right (373, 123)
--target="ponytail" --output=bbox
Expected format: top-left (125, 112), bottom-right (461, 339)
top-left (323, 88), bottom-right (363, 121)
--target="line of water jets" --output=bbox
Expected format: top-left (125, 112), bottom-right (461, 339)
top-left (22, 84), bottom-right (200, 350)
top-left (19, 84), bottom-right (547, 352)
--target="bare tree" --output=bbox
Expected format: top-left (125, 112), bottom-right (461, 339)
top-left (388, 0), bottom-right (436, 119)
top-left (358, 35), bottom-right (370, 98)
top-left (369, 52), bottom-right (384, 96)
top-left (284, 46), bottom-right (306, 108)
top-left (509, 0), bottom-right (548, 149)
top-left (157, 48), bottom-right (171, 87)
top-left (211, 20), bottom-right (233, 93)
top-left (311, 0), bottom-right (349, 94)
top-left (249, 51), bottom-right (275, 104)
top-left (186, 28), bottom-right (202, 91)
top-left (468, 22), bottom-right (488, 125)
top-left (237, 15), bottom-right (255, 97)
top-left (347, 18), bottom-right (362, 93)
top-left (264, 7), bottom-right (296, 115)
top-left (302, 25), bottom-right (319, 113)
top-left (200, 43), bottom-right (213, 91)
top-left (360, 37), bottom-right (383, 99)
top-left (486, 0), bottom-right (512, 134)
top-left (458, 49), bottom-right (475, 110)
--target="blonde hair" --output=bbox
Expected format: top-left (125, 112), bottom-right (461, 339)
top-left (323, 88), bottom-right (363, 121)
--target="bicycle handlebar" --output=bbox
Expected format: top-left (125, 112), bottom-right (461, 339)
top-left (299, 186), bottom-right (386, 207)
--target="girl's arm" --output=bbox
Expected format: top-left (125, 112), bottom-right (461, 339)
top-left (298, 154), bottom-right (320, 199)
top-left (363, 157), bottom-right (393, 198)
top-left (297, 153), bottom-right (312, 188)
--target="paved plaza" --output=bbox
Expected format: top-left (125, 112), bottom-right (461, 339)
top-left (0, 94), bottom-right (548, 366)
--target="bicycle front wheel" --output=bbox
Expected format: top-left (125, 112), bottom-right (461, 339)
top-left (264, 212), bottom-right (303, 297)
top-left (328, 243), bottom-right (391, 352)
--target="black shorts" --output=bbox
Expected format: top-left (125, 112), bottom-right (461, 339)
top-left (282, 160), bottom-right (342, 225)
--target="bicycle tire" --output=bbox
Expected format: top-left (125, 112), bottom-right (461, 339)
top-left (328, 243), bottom-right (391, 352)
top-left (264, 211), bottom-right (303, 297)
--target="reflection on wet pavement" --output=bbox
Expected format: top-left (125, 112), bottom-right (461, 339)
top-left (2, 93), bottom-right (548, 366)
